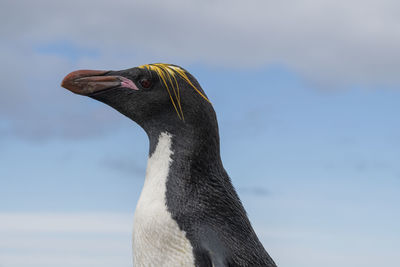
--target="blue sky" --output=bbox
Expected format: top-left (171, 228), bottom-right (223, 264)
top-left (1, 0), bottom-right (400, 266)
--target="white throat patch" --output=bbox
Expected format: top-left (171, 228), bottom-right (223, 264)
top-left (133, 132), bottom-right (195, 267)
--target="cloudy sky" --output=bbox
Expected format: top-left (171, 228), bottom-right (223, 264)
top-left (1, 0), bottom-right (399, 266)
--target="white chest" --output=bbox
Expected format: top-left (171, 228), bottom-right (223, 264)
top-left (133, 132), bottom-right (195, 267)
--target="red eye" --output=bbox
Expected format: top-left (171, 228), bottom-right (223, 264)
top-left (139, 78), bottom-right (152, 89)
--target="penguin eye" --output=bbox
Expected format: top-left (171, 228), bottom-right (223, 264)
top-left (139, 78), bottom-right (152, 89)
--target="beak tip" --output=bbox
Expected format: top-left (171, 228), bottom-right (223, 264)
top-left (60, 79), bottom-right (67, 89)
top-left (61, 71), bottom-right (79, 92)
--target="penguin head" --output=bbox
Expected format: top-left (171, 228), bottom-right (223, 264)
top-left (61, 63), bottom-right (216, 134)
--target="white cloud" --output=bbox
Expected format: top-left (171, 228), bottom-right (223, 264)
top-left (255, 224), bottom-right (400, 267)
top-left (2, 0), bottom-right (399, 86)
top-left (0, 213), bottom-right (132, 267)
top-left (0, 213), bottom-right (132, 233)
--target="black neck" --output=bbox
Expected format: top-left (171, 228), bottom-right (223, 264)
top-left (149, 122), bottom-right (221, 163)
top-left (142, 107), bottom-right (221, 159)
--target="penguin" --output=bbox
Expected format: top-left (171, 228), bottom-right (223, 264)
top-left (61, 63), bottom-right (277, 267)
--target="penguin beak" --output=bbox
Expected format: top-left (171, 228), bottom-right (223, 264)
top-left (61, 70), bottom-right (122, 96)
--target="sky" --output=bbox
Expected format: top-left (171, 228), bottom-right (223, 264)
top-left (1, 0), bottom-right (400, 266)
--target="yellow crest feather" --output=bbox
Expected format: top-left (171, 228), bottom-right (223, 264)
top-left (138, 63), bottom-right (210, 120)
